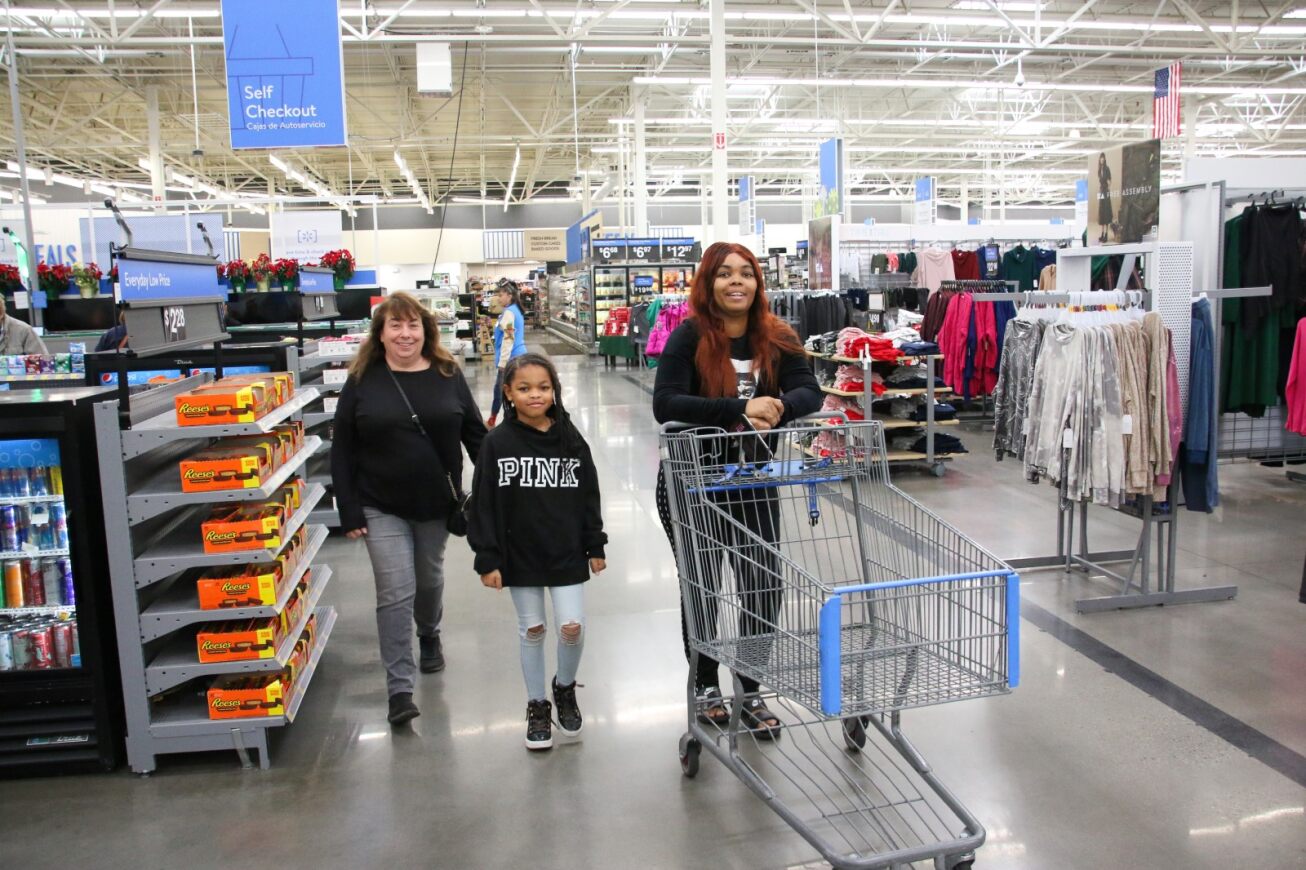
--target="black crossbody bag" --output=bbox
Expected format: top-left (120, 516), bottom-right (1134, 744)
top-left (385, 366), bottom-right (471, 536)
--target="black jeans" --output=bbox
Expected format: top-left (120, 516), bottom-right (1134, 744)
top-left (656, 464), bottom-right (783, 695)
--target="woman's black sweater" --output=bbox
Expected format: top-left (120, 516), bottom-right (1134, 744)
top-left (331, 363), bottom-right (486, 532)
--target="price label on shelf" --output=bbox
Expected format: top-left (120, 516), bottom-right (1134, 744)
top-left (161, 305), bottom-right (188, 343)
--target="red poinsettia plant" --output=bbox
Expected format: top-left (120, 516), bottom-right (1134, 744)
top-left (318, 249), bottom-right (355, 282)
top-left (221, 258), bottom-right (252, 284)
top-left (273, 258), bottom-right (299, 285)
top-left (250, 253), bottom-right (275, 281)
top-left (36, 262), bottom-right (74, 293)
top-left (0, 263), bottom-right (21, 289)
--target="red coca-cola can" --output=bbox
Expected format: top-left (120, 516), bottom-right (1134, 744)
top-left (51, 622), bottom-right (73, 669)
top-left (27, 624), bottom-right (53, 669)
top-left (22, 560), bottom-right (45, 607)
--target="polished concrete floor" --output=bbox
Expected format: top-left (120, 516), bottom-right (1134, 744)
top-left (4, 349), bottom-right (1306, 869)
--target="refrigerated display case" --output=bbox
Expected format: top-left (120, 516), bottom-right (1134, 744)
top-left (0, 387), bottom-right (123, 776)
top-left (594, 266), bottom-right (628, 332)
top-left (545, 271), bottom-right (593, 351)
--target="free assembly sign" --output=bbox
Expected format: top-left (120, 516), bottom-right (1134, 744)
top-left (220, 0), bottom-right (348, 149)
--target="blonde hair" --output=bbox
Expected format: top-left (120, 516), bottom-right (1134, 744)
top-left (348, 291), bottom-right (457, 380)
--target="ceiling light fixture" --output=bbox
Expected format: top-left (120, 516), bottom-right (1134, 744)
top-left (394, 150), bottom-right (433, 214)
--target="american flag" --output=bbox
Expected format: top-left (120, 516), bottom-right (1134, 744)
top-left (1153, 62), bottom-right (1182, 139)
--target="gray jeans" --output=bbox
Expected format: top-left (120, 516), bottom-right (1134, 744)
top-left (362, 507), bottom-right (451, 696)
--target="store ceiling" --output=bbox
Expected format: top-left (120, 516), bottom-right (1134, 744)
top-left (1, 1), bottom-right (1303, 216)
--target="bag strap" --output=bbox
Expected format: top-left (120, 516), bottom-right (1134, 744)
top-left (384, 365), bottom-right (462, 502)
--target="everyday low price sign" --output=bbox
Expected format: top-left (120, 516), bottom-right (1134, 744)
top-left (118, 258), bottom-right (224, 303)
top-left (221, 0), bottom-right (348, 149)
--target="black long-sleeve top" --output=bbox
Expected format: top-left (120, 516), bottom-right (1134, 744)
top-left (652, 318), bottom-right (823, 427)
top-left (330, 363), bottom-right (487, 532)
top-left (467, 418), bottom-right (606, 586)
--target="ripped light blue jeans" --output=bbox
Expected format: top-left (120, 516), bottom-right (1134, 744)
top-left (508, 585), bottom-right (585, 702)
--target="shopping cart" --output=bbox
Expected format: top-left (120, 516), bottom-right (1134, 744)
top-left (659, 416), bottom-right (1019, 870)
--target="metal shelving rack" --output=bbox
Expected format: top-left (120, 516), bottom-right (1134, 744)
top-left (95, 376), bottom-right (337, 773)
top-left (294, 339), bottom-right (348, 528)
top-left (808, 350), bottom-right (956, 476)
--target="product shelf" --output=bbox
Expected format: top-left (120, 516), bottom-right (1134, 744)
top-left (0, 604), bottom-right (77, 618)
top-left (874, 417), bottom-right (960, 430)
top-left (140, 556), bottom-right (330, 643)
top-left (295, 352), bottom-right (336, 372)
top-left (0, 373), bottom-right (84, 382)
top-left (301, 411), bottom-right (333, 428)
top-left (807, 351), bottom-right (943, 364)
top-left (307, 507), bottom-right (338, 528)
top-left (0, 546), bottom-right (70, 561)
top-left (821, 385), bottom-right (948, 398)
top-left (119, 388), bottom-right (320, 459)
top-left (126, 435), bottom-right (322, 524)
top-left (132, 484), bottom-right (325, 587)
top-left (886, 450), bottom-right (962, 462)
top-left (147, 606), bottom-right (337, 737)
top-left (144, 569), bottom-right (330, 696)
top-left (0, 494), bottom-right (64, 506)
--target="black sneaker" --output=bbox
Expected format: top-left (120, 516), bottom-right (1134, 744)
top-left (419, 635), bottom-right (445, 673)
top-left (552, 677), bottom-right (583, 737)
top-left (388, 692), bottom-right (420, 726)
top-left (525, 699), bottom-right (553, 751)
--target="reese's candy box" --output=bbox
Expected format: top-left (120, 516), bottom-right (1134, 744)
top-left (196, 616), bottom-right (283, 663)
top-left (196, 560), bottom-right (287, 610)
top-left (174, 382), bottom-right (275, 427)
top-left (206, 672), bottom-right (288, 719)
top-left (218, 372), bottom-right (293, 408)
top-left (178, 442), bottom-right (276, 492)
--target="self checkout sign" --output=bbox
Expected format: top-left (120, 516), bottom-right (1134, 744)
top-left (161, 306), bottom-right (188, 342)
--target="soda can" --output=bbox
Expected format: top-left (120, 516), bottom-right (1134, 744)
top-left (70, 620), bottom-right (80, 666)
top-left (27, 625), bottom-right (53, 669)
top-left (11, 628), bottom-right (31, 669)
top-left (13, 505), bottom-right (29, 548)
top-left (51, 504), bottom-right (69, 550)
top-left (0, 470), bottom-right (10, 498)
top-left (51, 622), bottom-right (72, 669)
top-left (0, 505), bottom-right (17, 551)
top-left (0, 630), bottom-right (13, 671)
top-left (59, 558), bottom-right (75, 606)
top-left (9, 468), bottom-right (30, 499)
top-left (41, 559), bottom-right (62, 607)
top-left (3, 561), bottom-right (23, 608)
top-left (29, 467), bottom-right (48, 497)
top-left (22, 561), bottom-right (44, 607)
top-left (49, 466), bottom-right (63, 496)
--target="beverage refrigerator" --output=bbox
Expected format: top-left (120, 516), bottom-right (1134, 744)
top-left (0, 386), bottom-right (123, 776)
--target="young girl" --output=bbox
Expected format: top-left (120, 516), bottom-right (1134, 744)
top-left (468, 353), bottom-right (607, 750)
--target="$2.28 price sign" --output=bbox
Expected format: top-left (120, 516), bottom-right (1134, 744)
top-left (161, 306), bottom-right (188, 343)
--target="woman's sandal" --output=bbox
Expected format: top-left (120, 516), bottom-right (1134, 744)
top-left (737, 695), bottom-right (782, 741)
top-left (695, 687), bottom-right (730, 727)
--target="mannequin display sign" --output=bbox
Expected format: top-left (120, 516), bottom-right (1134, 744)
top-left (1087, 140), bottom-right (1161, 246)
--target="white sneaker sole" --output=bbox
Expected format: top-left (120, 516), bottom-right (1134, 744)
top-left (556, 722), bottom-right (583, 739)
top-left (525, 735), bottom-right (553, 750)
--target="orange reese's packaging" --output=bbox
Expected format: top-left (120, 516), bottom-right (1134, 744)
top-left (174, 382), bottom-right (275, 427)
top-left (195, 615), bottom-right (284, 663)
top-left (179, 442), bottom-right (276, 493)
top-left (200, 480), bottom-right (302, 554)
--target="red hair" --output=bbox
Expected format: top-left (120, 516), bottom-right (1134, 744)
top-left (690, 241), bottom-right (804, 398)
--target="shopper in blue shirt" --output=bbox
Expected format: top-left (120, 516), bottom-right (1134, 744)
top-left (487, 279), bottom-right (529, 427)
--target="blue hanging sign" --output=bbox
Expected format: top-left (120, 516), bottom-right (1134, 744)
top-left (220, 0), bottom-right (348, 149)
top-left (118, 258), bottom-right (224, 303)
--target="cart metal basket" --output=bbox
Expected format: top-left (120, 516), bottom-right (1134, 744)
top-left (659, 417), bottom-right (1019, 870)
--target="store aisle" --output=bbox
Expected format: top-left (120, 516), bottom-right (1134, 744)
top-left (2, 355), bottom-right (1304, 870)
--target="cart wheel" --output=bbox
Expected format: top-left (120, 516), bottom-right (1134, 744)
top-left (679, 733), bottom-right (701, 778)
top-left (841, 716), bottom-right (867, 752)
top-left (930, 462), bottom-right (946, 478)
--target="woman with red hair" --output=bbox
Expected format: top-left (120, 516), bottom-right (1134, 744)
top-left (653, 241), bottom-right (821, 737)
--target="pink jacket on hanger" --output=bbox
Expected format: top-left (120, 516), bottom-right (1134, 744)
top-left (938, 292), bottom-right (973, 393)
top-left (970, 301), bottom-right (999, 397)
top-left (1286, 317), bottom-right (1306, 435)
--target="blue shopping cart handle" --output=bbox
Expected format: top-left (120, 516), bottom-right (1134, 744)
top-left (817, 569), bottom-right (1021, 716)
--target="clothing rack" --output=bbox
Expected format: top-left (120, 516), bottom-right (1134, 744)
top-left (1001, 264), bottom-right (1266, 612)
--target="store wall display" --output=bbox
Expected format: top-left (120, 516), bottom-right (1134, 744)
top-left (808, 216), bottom-right (837, 292)
top-left (1087, 140), bottom-right (1161, 246)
